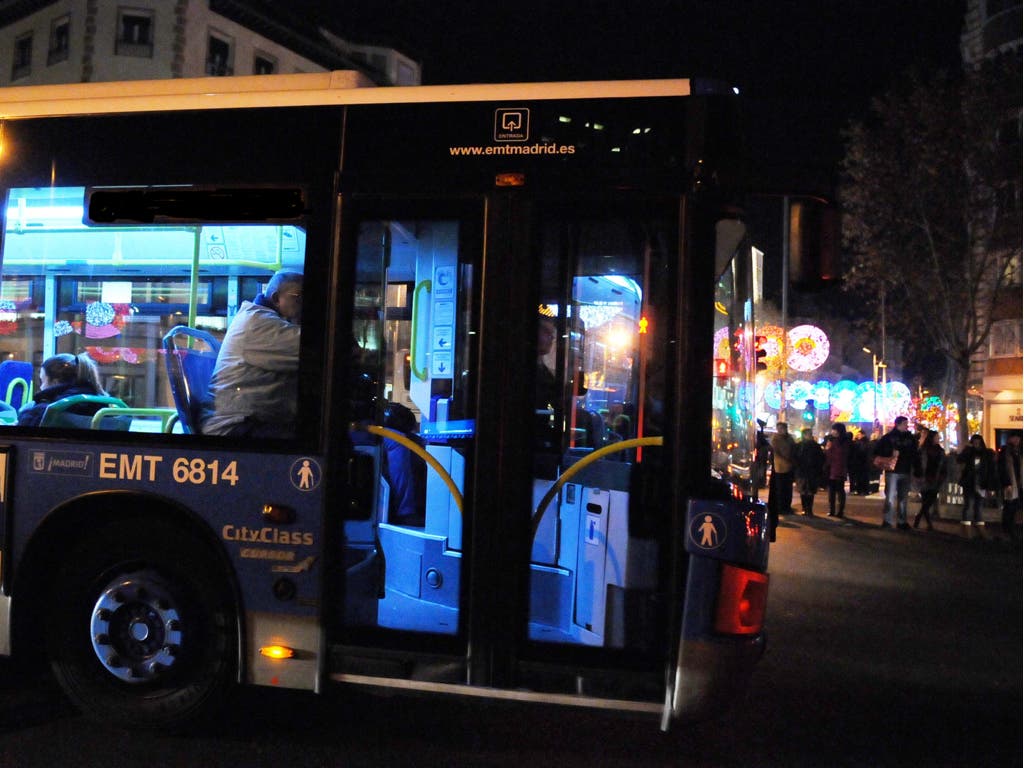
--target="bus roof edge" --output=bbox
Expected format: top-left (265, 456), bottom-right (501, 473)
top-left (0, 72), bottom-right (693, 118)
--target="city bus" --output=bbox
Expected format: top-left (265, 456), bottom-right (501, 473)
top-left (0, 71), bottom-right (768, 731)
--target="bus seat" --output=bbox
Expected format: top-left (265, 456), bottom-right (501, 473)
top-left (39, 394), bottom-right (130, 430)
top-left (0, 360), bottom-right (33, 410)
top-left (0, 401), bottom-right (16, 426)
top-left (162, 325), bottom-right (221, 434)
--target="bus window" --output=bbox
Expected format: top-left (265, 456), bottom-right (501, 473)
top-left (711, 226), bottom-right (757, 495)
top-left (0, 186), bottom-right (306, 434)
top-left (344, 216), bottom-right (477, 639)
top-left (528, 213), bottom-right (671, 651)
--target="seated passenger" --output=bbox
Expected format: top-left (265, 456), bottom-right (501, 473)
top-left (201, 270), bottom-right (302, 438)
top-left (382, 402), bottom-right (426, 527)
top-left (18, 352), bottom-right (106, 427)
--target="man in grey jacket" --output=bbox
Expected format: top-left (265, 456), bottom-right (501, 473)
top-left (201, 270), bottom-right (303, 437)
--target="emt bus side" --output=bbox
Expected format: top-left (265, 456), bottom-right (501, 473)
top-left (0, 72), bottom-right (768, 731)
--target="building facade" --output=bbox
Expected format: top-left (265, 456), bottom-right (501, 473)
top-left (961, 0), bottom-right (1023, 447)
top-left (0, 0), bottom-right (420, 87)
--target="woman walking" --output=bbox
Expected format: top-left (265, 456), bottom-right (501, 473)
top-left (913, 429), bottom-right (946, 530)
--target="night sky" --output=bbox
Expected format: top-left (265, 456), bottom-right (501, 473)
top-left (296, 0), bottom-right (967, 193)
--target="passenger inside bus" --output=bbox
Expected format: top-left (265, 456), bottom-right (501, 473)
top-left (381, 402), bottom-right (426, 527)
top-left (17, 352), bottom-right (108, 428)
top-left (201, 270), bottom-right (303, 438)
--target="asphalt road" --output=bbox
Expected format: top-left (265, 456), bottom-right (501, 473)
top-left (1, 492), bottom-right (1020, 767)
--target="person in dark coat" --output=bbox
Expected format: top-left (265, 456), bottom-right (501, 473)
top-left (957, 434), bottom-right (999, 537)
top-left (382, 402), bottom-right (426, 527)
top-left (874, 416), bottom-right (919, 529)
top-left (794, 427), bottom-right (825, 516)
top-left (913, 429), bottom-right (947, 530)
top-left (848, 431), bottom-right (871, 494)
top-left (997, 433), bottom-right (1022, 537)
top-left (17, 352), bottom-right (107, 428)
top-left (824, 422), bottom-right (851, 518)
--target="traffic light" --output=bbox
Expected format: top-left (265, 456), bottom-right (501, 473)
top-left (802, 399), bottom-right (816, 422)
top-left (754, 336), bottom-right (768, 371)
top-left (714, 358), bottom-right (729, 383)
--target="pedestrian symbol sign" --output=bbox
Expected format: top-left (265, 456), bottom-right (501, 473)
top-left (290, 457), bottom-right (322, 492)
top-left (688, 511), bottom-right (726, 550)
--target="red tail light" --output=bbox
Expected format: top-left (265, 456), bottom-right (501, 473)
top-left (714, 563), bottom-right (769, 635)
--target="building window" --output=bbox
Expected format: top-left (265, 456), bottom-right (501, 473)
top-left (990, 319), bottom-right (1023, 358)
top-left (48, 15), bottom-right (71, 66)
top-left (12, 32), bottom-right (32, 80)
top-left (206, 31), bottom-right (234, 76)
top-left (115, 8), bottom-right (154, 58)
top-left (253, 51), bottom-right (276, 75)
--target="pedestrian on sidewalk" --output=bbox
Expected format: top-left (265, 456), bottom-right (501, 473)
top-left (997, 433), bottom-right (1021, 538)
top-left (769, 422), bottom-right (797, 529)
top-left (873, 416), bottom-right (918, 530)
top-left (824, 422), bottom-right (851, 518)
top-left (913, 429), bottom-right (946, 530)
top-left (794, 427), bottom-right (824, 516)
top-left (957, 434), bottom-right (999, 537)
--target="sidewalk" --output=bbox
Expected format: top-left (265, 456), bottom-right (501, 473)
top-left (780, 491), bottom-right (1019, 542)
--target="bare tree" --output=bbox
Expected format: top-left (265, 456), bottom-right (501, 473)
top-left (839, 55), bottom-right (1022, 443)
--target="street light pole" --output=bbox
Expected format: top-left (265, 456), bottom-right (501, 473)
top-left (863, 346), bottom-right (886, 433)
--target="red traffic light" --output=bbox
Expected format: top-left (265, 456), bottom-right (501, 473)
top-left (714, 358), bottom-right (730, 381)
top-left (754, 336), bottom-right (768, 371)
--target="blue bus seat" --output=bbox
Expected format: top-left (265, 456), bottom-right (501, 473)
top-left (162, 325), bottom-right (221, 434)
top-left (0, 360), bottom-right (33, 410)
top-left (39, 394), bottom-right (130, 430)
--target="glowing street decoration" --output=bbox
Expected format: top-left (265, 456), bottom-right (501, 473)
top-left (884, 381), bottom-right (912, 417)
top-left (812, 380), bottom-right (832, 410)
top-left (786, 324), bottom-right (829, 372)
top-left (714, 326), bottom-right (730, 360)
top-left (756, 377), bottom-right (930, 426)
top-left (788, 379), bottom-right (812, 405)
top-left (757, 324), bottom-right (785, 361)
top-left (831, 380), bottom-right (858, 420)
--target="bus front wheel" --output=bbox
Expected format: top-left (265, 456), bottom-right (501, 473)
top-left (46, 519), bottom-right (235, 731)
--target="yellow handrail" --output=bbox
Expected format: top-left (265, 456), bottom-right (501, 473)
top-left (531, 436), bottom-right (663, 538)
top-left (359, 423), bottom-right (464, 516)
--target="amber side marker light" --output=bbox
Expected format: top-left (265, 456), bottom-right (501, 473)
top-left (495, 172), bottom-right (526, 187)
top-left (262, 503), bottom-right (296, 524)
top-left (714, 564), bottom-right (769, 635)
top-left (259, 645), bottom-right (296, 660)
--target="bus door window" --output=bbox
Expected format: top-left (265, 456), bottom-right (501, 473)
top-left (344, 216), bottom-right (476, 638)
top-left (528, 213), bottom-right (672, 652)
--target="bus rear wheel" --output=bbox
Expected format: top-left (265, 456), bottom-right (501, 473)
top-left (46, 519), bottom-right (235, 731)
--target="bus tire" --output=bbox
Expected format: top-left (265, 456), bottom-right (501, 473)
top-left (45, 518), bottom-right (235, 731)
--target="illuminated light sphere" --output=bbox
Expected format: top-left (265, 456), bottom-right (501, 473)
top-left (832, 380), bottom-right (858, 418)
top-left (787, 324), bottom-right (829, 372)
top-left (763, 380), bottom-right (782, 410)
top-left (713, 326), bottom-right (731, 359)
top-left (788, 379), bottom-right (812, 405)
top-left (854, 381), bottom-right (878, 422)
top-left (86, 301), bottom-right (116, 327)
top-left (813, 381), bottom-right (832, 410)
top-left (757, 325), bottom-right (785, 360)
top-left (53, 320), bottom-right (74, 337)
top-left (884, 381), bottom-right (913, 418)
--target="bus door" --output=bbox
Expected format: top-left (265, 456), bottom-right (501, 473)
top-left (337, 202), bottom-right (479, 659)
top-left (523, 202), bottom-right (675, 684)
